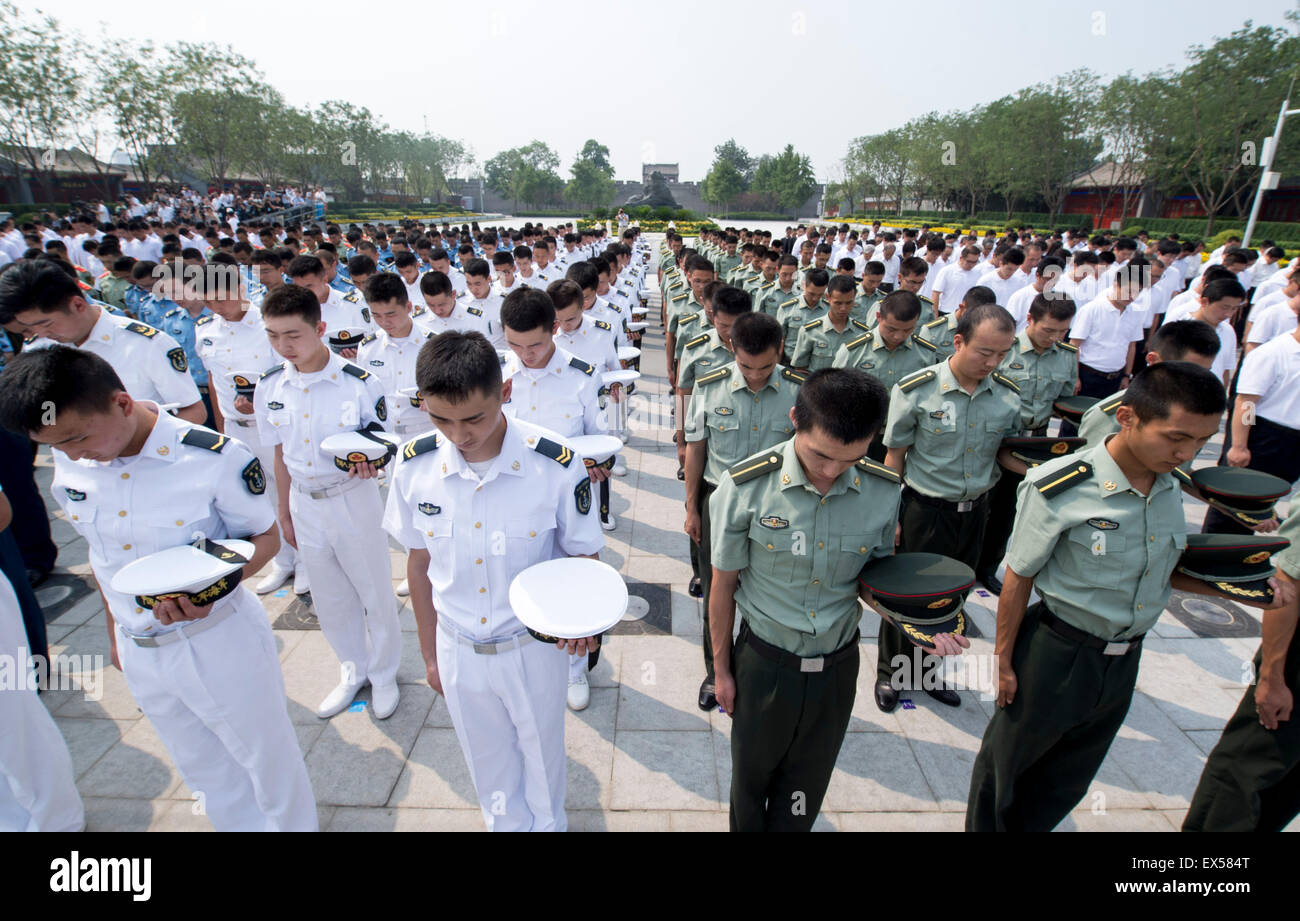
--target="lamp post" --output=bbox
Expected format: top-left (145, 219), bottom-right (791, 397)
top-left (1243, 77), bottom-right (1299, 249)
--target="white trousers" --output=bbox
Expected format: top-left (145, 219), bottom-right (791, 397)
top-left (0, 574), bottom-right (84, 832)
top-left (437, 624), bottom-right (568, 832)
top-left (117, 588), bottom-right (317, 831)
top-left (289, 479), bottom-right (401, 687)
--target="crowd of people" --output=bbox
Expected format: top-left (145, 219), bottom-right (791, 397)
top-left (0, 210), bottom-right (1298, 834)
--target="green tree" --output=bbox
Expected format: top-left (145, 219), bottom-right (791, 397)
top-left (566, 139), bottom-right (616, 210)
top-left (751, 144), bottom-right (818, 219)
top-left (1092, 73), bottom-right (1159, 228)
top-left (713, 138), bottom-right (755, 188)
top-left (702, 159), bottom-right (744, 216)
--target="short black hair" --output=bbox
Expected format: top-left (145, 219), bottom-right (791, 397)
top-left (416, 331), bottom-right (502, 403)
top-left (547, 279), bottom-right (583, 312)
top-left (0, 345), bottom-right (124, 435)
top-left (878, 290), bottom-right (922, 323)
top-left (684, 254), bottom-right (715, 276)
top-left (1123, 361), bottom-right (1226, 423)
top-left (1027, 293), bottom-right (1077, 323)
top-left (463, 257), bottom-right (491, 280)
top-left (500, 286), bottom-right (555, 333)
top-left (394, 251), bottom-right (418, 270)
top-left (961, 285), bottom-right (997, 309)
top-left (803, 268), bottom-right (830, 289)
top-left (711, 285), bottom-right (753, 317)
top-left (1202, 278), bottom-right (1246, 304)
top-left (348, 254), bottom-right (376, 278)
top-left (730, 311), bottom-right (783, 356)
top-left (261, 282), bottom-right (321, 326)
top-left (1148, 319), bottom-right (1221, 362)
top-left (565, 261), bottom-right (599, 292)
top-left (365, 272), bottom-right (409, 306)
top-left (419, 270), bottom-right (454, 299)
top-left (286, 254), bottom-right (325, 279)
top-left (793, 368), bottom-right (888, 444)
top-left (956, 302), bottom-right (1015, 341)
top-left (826, 275), bottom-right (857, 297)
top-left (863, 260), bottom-right (885, 277)
top-left (0, 259), bottom-right (81, 322)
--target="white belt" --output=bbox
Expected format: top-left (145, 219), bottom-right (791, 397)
top-left (118, 603), bottom-right (237, 648)
top-left (438, 619), bottom-right (534, 656)
top-left (292, 476), bottom-right (363, 500)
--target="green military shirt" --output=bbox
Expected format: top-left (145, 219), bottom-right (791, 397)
top-left (757, 283), bottom-right (798, 318)
top-left (832, 331), bottom-right (938, 390)
top-left (916, 311), bottom-right (958, 361)
top-left (673, 312), bottom-right (713, 362)
top-left (791, 316), bottom-right (872, 371)
top-left (98, 275), bottom-right (131, 312)
top-left (865, 294), bottom-right (936, 329)
top-left (778, 297), bottom-right (829, 353)
top-left (666, 289), bottom-right (702, 338)
top-left (685, 362), bottom-right (803, 486)
top-left (882, 360), bottom-right (1023, 501)
top-left (716, 252), bottom-right (741, 279)
top-left (1276, 512), bottom-right (1300, 581)
top-left (1077, 389), bottom-right (1125, 449)
top-left (727, 263), bottom-right (756, 286)
top-left (709, 437), bottom-right (902, 656)
top-left (854, 289), bottom-right (884, 323)
top-left (1006, 438), bottom-right (1188, 641)
top-left (996, 331), bottom-right (1078, 432)
top-left (676, 328), bottom-right (733, 390)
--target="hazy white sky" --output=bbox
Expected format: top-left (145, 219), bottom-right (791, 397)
top-left (35, 0), bottom-right (1300, 182)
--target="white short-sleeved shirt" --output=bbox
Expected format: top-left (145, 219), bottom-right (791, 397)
top-left (919, 257), bottom-right (946, 299)
top-left (932, 262), bottom-right (979, 312)
top-left (457, 292), bottom-right (504, 346)
top-left (554, 315), bottom-right (619, 374)
top-left (976, 267), bottom-right (1021, 306)
top-left (357, 327), bottom-right (436, 436)
top-left (319, 286), bottom-right (372, 339)
top-left (1235, 333), bottom-right (1300, 427)
top-left (412, 303), bottom-right (491, 339)
top-left (382, 416), bottom-right (604, 641)
top-left (194, 305), bottom-right (278, 438)
top-left (1247, 300), bottom-right (1299, 345)
top-left (50, 409), bottom-right (275, 635)
top-left (502, 346), bottom-right (606, 440)
top-left (1005, 283), bottom-right (1041, 332)
top-left (1069, 295), bottom-right (1146, 372)
top-left (253, 350), bottom-right (389, 487)
top-left (1202, 316), bottom-right (1238, 382)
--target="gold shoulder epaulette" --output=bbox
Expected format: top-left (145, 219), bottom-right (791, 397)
top-left (124, 321), bottom-right (158, 338)
top-left (845, 332), bottom-right (872, 350)
top-left (781, 367), bottom-right (808, 384)
top-left (1057, 341), bottom-right (1078, 353)
top-left (898, 368), bottom-right (936, 393)
top-left (803, 317), bottom-right (823, 330)
top-left (180, 428), bottom-right (228, 452)
top-left (401, 432), bottom-right (440, 460)
top-left (913, 335), bottom-right (938, 351)
top-left (852, 319), bottom-right (871, 331)
top-left (780, 297), bottom-right (799, 309)
top-left (728, 451), bottom-right (782, 484)
top-left (696, 366), bottom-right (731, 386)
top-left (923, 316), bottom-right (947, 329)
top-left (1036, 461), bottom-right (1093, 499)
top-left (671, 292), bottom-right (689, 302)
top-left (991, 372), bottom-right (1020, 393)
top-left (684, 333), bottom-right (710, 349)
top-left (856, 458), bottom-right (900, 484)
top-left (1099, 394), bottom-right (1124, 415)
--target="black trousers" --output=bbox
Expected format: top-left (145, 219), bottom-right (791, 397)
top-left (976, 469), bottom-right (1024, 575)
top-left (1063, 364), bottom-right (1124, 438)
top-left (966, 602), bottom-right (1142, 831)
top-left (1202, 417), bottom-right (1300, 535)
top-left (0, 427), bottom-right (57, 573)
top-left (878, 488), bottom-right (989, 683)
top-left (1183, 632), bottom-right (1300, 831)
top-left (729, 623), bottom-right (859, 832)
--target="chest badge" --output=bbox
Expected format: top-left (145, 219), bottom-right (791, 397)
top-left (64, 487), bottom-right (86, 501)
top-left (759, 516), bottom-right (790, 529)
top-left (370, 360), bottom-right (385, 367)
top-left (929, 410), bottom-right (946, 420)
top-left (714, 406), bottom-right (733, 415)
top-left (1009, 362), bottom-right (1024, 369)
top-left (1086, 518), bottom-right (1119, 530)
top-left (418, 502), bottom-right (441, 515)
top-left (267, 401), bottom-right (285, 411)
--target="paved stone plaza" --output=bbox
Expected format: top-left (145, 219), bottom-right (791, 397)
top-left (28, 236), bottom-right (1298, 832)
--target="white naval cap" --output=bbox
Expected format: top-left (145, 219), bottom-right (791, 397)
top-left (617, 346), bottom-right (641, 362)
top-left (509, 557), bottom-right (629, 641)
top-left (326, 327), bottom-right (367, 352)
top-left (110, 538), bottom-right (254, 610)
top-left (568, 434), bottom-right (623, 471)
top-left (320, 430), bottom-right (400, 471)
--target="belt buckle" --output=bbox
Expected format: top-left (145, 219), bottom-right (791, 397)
top-left (130, 633), bottom-right (160, 648)
top-left (800, 656), bottom-right (824, 673)
top-left (472, 642), bottom-right (498, 655)
top-left (956, 500), bottom-right (973, 513)
top-left (1102, 641), bottom-right (1130, 656)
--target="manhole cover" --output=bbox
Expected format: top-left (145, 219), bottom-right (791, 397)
top-left (35, 584), bottom-right (74, 607)
top-left (1182, 599), bottom-right (1236, 626)
top-left (608, 580), bottom-right (670, 636)
top-left (1167, 590), bottom-right (1260, 638)
top-left (622, 596), bottom-right (650, 622)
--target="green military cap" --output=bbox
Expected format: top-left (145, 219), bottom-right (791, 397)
top-left (1175, 533), bottom-right (1292, 604)
top-left (1001, 435), bottom-right (1086, 466)
top-left (1190, 467), bottom-right (1291, 529)
top-left (859, 552), bottom-right (975, 650)
top-left (1052, 395), bottom-right (1100, 426)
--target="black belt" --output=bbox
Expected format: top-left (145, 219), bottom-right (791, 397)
top-left (1035, 602), bottom-right (1144, 656)
top-left (1079, 363), bottom-right (1123, 381)
top-left (738, 621), bottom-right (859, 673)
top-left (903, 485), bottom-right (989, 513)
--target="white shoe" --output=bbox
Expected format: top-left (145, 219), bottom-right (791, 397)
top-left (255, 561), bottom-right (293, 594)
top-left (293, 566), bottom-right (310, 595)
top-left (601, 514), bottom-right (617, 532)
top-left (396, 579), bottom-right (409, 597)
top-left (371, 682), bottom-right (400, 719)
top-left (567, 670), bottom-right (590, 711)
top-left (611, 456), bottom-right (628, 477)
top-left (316, 678), bottom-right (366, 719)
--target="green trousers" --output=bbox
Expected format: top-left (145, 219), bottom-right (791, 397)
top-left (698, 480), bottom-right (717, 676)
top-left (966, 602), bottom-right (1141, 831)
top-left (729, 623), bottom-right (859, 832)
top-left (1182, 638), bottom-right (1300, 832)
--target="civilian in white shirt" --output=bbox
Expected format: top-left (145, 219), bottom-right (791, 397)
top-left (931, 246), bottom-right (982, 315)
top-left (1245, 291), bottom-right (1300, 353)
top-left (1243, 271), bottom-right (1299, 343)
top-left (918, 237), bottom-right (947, 300)
top-left (1164, 265), bottom-right (1236, 324)
top-left (1055, 250), bottom-right (1101, 306)
top-left (1006, 257), bottom-right (1065, 332)
top-left (1068, 258), bottom-right (1152, 404)
top-left (1179, 277), bottom-right (1246, 391)
top-left (976, 247), bottom-right (1026, 306)
top-left (876, 241), bottom-right (901, 290)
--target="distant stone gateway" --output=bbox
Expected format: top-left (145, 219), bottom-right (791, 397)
top-left (623, 171), bottom-right (679, 209)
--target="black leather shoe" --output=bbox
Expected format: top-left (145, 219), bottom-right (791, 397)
top-left (677, 466), bottom-right (686, 480)
top-left (687, 577), bottom-right (703, 598)
top-left (926, 686), bottom-right (961, 707)
top-left (698, 677), bottom-right (717, 711)
top-left (977, 569), bottom-right (1003, 594)
top-left (874, 680), bottom-right (899, 713)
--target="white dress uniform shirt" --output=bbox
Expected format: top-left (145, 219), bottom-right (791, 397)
top-left (554, 314), bottom-right (619, 373)
top-left (30, 309), bottom-right (201, 409)
top-left (357, 327), bottom-right (437, 437)
top-left (492, 276), bottom-right (525, 300)
top-left (50, 409), bottom-right (316, 830)
top-left (1070, 294), bottom-right (1146, 373)
top-left (254, 351), bottom-right (390, 488)
top-left (457, 291), bottom-right (505, 346)
top-left (412, 302), bottom-right (491, 339)
top-left (589, 296), bottom-right (631, 350)
top-left (502, 346), bottom-right (606, 440)
top-left (195, 305), bottom-right (277, 437)
top-left (919, 257), bottom-right (946, 300)
top-left (533, 263), bottom-right (564, 287)
top-left (1246, 299), bottom-right (1298, 345)
top-left (446, 267), bottom-right (468, 296)
top-left (320, 286), bottom-right (373, 339)
top-left (517, 269), bottom-right (547, 290)
top-left (1236, 332), bottom-right (1300, 427)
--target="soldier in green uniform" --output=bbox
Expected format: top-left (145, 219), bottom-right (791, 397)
top-left (677, 284), bottom-right (749, 392)
top-left (789, 276), bottom-right (870, 372)
top-left (974, 294), bottom-right (1079, 593)
top-left (889, 256), bottom-right (938, 326)
top-left (710, 368), bottom-right (965, 831)
top-left (744, 250), bottom-right (779, 301)
top-left (966, 361), bottom-right (1294, 831)
top-left (1183, 509), bottom-right (1300, 832)
top-left (685, 312), bottom-right (802, 710)
top-left (1076, 319), bottom-right (1221, 449)
top-left (854, 261), bottom-right (886, 321)
top-left (757, 256), bottom-right (800, 318)
top-left (914, 285), bottom-right (996, 362)
top-left (878, 303), bottom-right (1023, 711)
top-left (715, 235), bottom-right (741, 281)
top-left (776, 268), bottom-right (830, 364)
top-left (726, 244), bottom-right (757, 285)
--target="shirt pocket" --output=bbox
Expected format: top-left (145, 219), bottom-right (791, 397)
top-left (832, 534), bottom-right (878, 583)
top-left (748, 519), bottom-right (796, 581)
top-left (140, 501), bottom-right (214, 552)
top-left (63, 502), bottom-right (104, 558)
top-left (421, 516), bottom-right (455, 570)
top-left (707, 413), bottom-right (742, 452)
top-left (979, 419), bottom-right (1014, 463)
top-left (1065, 526), bottom-right (1128, 574)
top-left (505, 512), bottom-right (555, 563)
